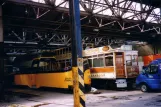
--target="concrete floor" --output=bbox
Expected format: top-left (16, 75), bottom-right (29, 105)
top-left (0, 88), bottom-right (161, 107)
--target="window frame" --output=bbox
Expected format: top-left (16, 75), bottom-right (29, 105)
top-left (144, 64), bottom-right (158, 74)
top-left (92, 57), bottom-right (104, 67)
top-left (105, 56), bottom-right (114, 66)
top-left (87, 54), bottom-right (105, 67)
top-left (125, 55), bottom-right (132, 66)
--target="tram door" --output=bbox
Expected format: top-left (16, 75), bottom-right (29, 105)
top-left (115, 52), bottom-right (125, 78)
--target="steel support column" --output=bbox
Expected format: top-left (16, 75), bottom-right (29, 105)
top-left (69, 0), bottom-right (85, 107)
top-left (0, 5), bottom-right (4, 99)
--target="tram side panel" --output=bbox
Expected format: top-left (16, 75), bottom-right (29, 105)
top-left (14, 74), bottom-right (35, 88)
top-left (35, 71), bottom-right (73, 89)
top-left (13, 56), bottom-right (91, 91)
top-left (14, 59), bottom-right (37, 88)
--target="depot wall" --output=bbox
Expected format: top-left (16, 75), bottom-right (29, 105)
top-left (133, 43), bottom-right (161, 72)
top-left (133, 44), bottom-right (161, 56)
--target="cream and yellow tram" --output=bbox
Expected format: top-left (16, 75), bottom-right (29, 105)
top-left (14, 48), bottom-right (91, 91)
top-left (83, 46), bottom-right (139, 89)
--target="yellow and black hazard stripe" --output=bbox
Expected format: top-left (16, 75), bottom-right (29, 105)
top-left (72, 58), bottom-right (86, 107)
top-left (78, 68), bottom-right (85, 106)
top-left (78, 58), bottom-right (85, 107)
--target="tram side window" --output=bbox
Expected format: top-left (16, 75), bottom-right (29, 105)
top-left (30, 60), bottom-right (39, 73)
top-left (132, 55), bottom-right (138, 66)
top-left (56, 60), bottom-right (72, 71)
top-left (49, 60), bottom-right (56, 71)
top-left (93, 58), bottom-right (104, 67)
top-left (56, 62), bottom-right (62, 71)
top-left (105, 57), bottom-right (113, 66)
top-left (39, 59), bottom-right (56, 72)
top-left (60, 62), bottom-right (66, 69)
top-left (126, 55), bottom-right (132, 66)
top-left (39, 61), bottom-right (48, 72)
top-left (64, 61), bottom-right (72, 71)
top-left (32, 60), bottom-right (39, 68)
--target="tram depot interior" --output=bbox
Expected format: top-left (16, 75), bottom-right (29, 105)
top-left (0, 0), bottom-right (161, 107)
